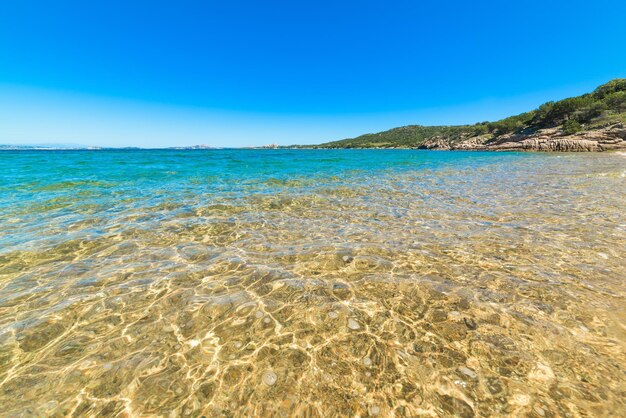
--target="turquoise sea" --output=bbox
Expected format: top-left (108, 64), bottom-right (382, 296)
top-left (0, 149), bottom-right (625, 416)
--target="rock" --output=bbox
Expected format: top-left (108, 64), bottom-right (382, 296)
top-left (419, 136), bottom-right (453, 150)
top-left (262, 370), bottom-right (277, 386)
top-left (347, 318), bottom-right (361, 330)
top-left (458, 366), bottom-right (477, 379)
top-left (419, 123), bottom-right (626, 152)
top-left (464, 317), bottom-right (477, 330)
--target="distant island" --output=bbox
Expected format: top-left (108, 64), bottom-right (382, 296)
top-left (0, 144), bottom-right (218, 151)
top-left (0, 144), bottom-right (103, 150)
top-left (308, 79), bottom-right (626, 151)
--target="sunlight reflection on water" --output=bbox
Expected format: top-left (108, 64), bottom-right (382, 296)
top-left (0, 150), bottom-right (625, 416)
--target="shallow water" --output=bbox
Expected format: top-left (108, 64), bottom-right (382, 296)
top-left (0, 149), bottom-right (625, 417)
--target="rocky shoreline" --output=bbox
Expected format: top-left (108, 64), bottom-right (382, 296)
top-left (314, 79), bottom-right (626, 151)
top-left (418, 123), bottom-right (626, 152)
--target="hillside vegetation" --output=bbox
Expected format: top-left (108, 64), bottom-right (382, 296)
top-left (315, 79), bottom-right (626, 150)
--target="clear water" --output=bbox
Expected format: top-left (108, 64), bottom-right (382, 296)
top-left (0, 149), bottom-right (624, 417)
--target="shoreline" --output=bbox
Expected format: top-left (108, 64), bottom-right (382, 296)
top-left (313, 123), bottom-right (626, 152)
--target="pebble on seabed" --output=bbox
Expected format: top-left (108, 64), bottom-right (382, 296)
top-left (362, 357), bottom-right (372, 367)
top-left (328, 311), bottom-right (338, 319)
top-left (262, 370), bottom-right (277, 386)
top-left (458, 366), bottom-right (477, 379)
top-left (348, 318), bottom-right (361, 330)
top-left (370, 405), bottom-right (381, 415)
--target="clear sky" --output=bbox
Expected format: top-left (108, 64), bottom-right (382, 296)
top-left (1, 0), bottom-right (625, 148)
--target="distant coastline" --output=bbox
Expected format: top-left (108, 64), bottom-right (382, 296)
top-left (4, 80), bottom-right (625, 153)
top-left (0, 144), bottom-right (220, 151)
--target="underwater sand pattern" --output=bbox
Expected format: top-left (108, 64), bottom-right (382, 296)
top-left (0, 150), bottom-right (625, 417)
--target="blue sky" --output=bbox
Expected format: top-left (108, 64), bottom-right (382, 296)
top-left (1, 1), bottom-right (625, 147)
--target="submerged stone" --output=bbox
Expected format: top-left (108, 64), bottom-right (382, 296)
top-left (347, 318), bottom-right (361, 330)
top-left (458, 366), bottom-right (477, 379)
top-left (464, 318), bottom-right (477, 330)
top-left (262, 370), bottom-right (277, 386)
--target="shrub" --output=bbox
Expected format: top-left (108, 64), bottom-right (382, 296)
top-left (562, 119), bottom-right (582, 135)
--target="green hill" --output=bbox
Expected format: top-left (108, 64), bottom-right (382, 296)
top-left (315, 79), bottom-right (626, 151)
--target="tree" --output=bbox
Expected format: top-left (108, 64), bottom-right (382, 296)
top-left (604, 91), bottom-right (626, 113)
top-left (593, 78), bottom-right (626, 99)
top-left (533, 96), bottom-right (594, 125)
top-left (563, 120), bottom-right (582, 135)
top-left (578, 101), bottom-right (607, 122)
